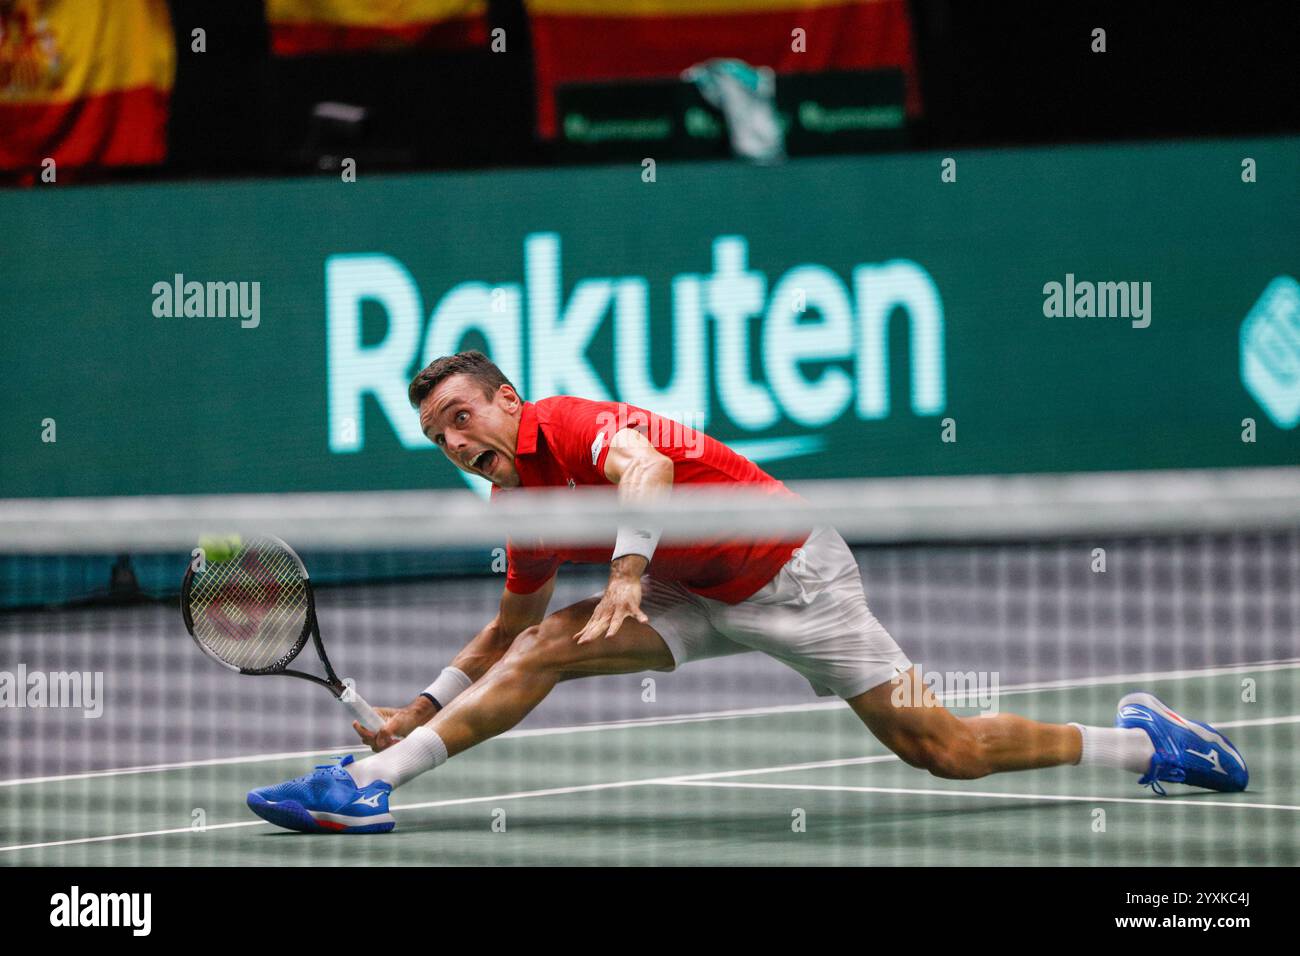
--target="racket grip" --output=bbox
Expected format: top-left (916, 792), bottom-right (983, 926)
top-left (338, 691), bottom-right (387, 733)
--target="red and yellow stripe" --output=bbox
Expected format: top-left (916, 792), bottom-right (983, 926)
top-left (266, 0), bottom-right (488, 56)
top-left (526, 0), bottom-right (920, 138)
top-left (0, 0), bottom-right (175, 173)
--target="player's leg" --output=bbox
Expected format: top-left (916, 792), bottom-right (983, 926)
top-left (428, 595), bottom-right (673, 757)
top-left (845, 668), bottom-right (1079, 778)
top-left (426, 575), bottom-right (739, 759)
top-left (341, 575), bottom-right (730, 795)
top-left (711, 529), bottom-right (1085, 779)
top-left (721, 528), bottom-right (1090, 777)
top-left (246, 591), bottom-right (687, 833)
top-left (845, 667), bottom-right (1248, 790)
top-left (339, 595), bottom-right (672, 793)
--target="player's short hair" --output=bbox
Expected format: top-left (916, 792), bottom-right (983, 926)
top-left (408, 350), bottom-right (517, 408)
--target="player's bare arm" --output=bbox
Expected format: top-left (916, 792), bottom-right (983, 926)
top-left (572, 427), bottom-right (674, 645)
top-left (355, 577), bottom-right (556, 751)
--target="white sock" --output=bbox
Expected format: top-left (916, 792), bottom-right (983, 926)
top-left (1070, 723), bottom-right (1154, 774)
top-left (347, 726), bottom-right (449, 789)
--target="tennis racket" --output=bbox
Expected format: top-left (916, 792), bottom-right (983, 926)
top-left (180, 534), bottom-right (387, 732)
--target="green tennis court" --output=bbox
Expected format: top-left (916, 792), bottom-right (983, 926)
top-left (4, 663), bottom-right (1295, 866)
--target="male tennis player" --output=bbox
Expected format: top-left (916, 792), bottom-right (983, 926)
top-left (247, 351), bottom-right (1248, 833)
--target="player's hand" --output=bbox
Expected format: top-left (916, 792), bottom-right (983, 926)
top-left (574, 569), bottom-right (648, 644)
top-left (353, 699), bottom-right (434, 752)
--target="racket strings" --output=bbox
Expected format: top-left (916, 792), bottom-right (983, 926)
top-left (188, 540), bottom-right (310, 670)
top-left (200, 563), bottom-right (304, 668)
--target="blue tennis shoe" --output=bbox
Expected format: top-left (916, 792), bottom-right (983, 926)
top-left (247, 754), bottom-right (395, 833)
top-left (1116, 692), bottom-right (1248, 795)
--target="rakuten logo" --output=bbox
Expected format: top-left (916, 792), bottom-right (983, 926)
top-left (325, 233), bottom-right (945, 484)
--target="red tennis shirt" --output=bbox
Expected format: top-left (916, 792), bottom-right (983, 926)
top-left (491, 397), bottom-right (811, 604)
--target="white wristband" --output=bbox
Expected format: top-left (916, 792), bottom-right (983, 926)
top-left (422, 666), bottom-right (472, 709)
top-left (612, 526), bottom-right (662, 563)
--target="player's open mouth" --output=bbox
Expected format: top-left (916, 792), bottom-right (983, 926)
top-left (471, 450), bottom-right (496, 474)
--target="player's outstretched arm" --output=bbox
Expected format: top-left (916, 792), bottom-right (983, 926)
top-left (354, 577), bottom-right (556, 750)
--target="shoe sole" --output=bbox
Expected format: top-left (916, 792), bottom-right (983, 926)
top-left (246, 793), bottom-right (395, 834)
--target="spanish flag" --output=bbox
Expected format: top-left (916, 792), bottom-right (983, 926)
top-left (0, 0), bottom-right (175, 176)
top-left (527, 0), bottom-right (921, 138)
top-left (266, 0), bottom-right (489, 56)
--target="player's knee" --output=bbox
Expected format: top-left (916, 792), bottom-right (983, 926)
top-left (894, 732), bottom-right (986, 780)
top-left (891, 734), bottom-right (938, 772)
top-left (925, 744), bottom-right (985, 780)
top-left (506, 620), bottom-right (573, 672)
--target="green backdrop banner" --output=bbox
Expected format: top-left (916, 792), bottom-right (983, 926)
top-left (2, 137), bottom-right (1297, 497)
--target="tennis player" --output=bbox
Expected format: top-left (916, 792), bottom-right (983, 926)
top-left (246, 351), bottom-right (1248, 833)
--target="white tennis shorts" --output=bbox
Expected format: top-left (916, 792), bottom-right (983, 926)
top-left (636, 526), bottom-right (911, 700)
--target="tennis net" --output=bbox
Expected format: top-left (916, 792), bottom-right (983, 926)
top-left (2, 470), bottom-right (1298, 865)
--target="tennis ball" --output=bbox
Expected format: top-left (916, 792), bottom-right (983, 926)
top-left (198, 534), bottom-right (243, 563)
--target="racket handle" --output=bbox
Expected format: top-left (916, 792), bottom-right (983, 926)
top-left (338, 691), bottom-right (387, 733)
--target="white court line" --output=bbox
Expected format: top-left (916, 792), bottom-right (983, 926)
top-left (0, 820), bottom-right (267, 855)
top-left (656, 779), bottom-right (1300, 813)
top-left (972, 658), bottom-right (1300, 700)
top-left (0, 756), bottom-right (893, 855)
top-left (3, 657), bottom-right (1298, 789)
top-left (1216, 714), bottom-right (1300, 729)
top-left (0, 747), bottom-right (374, 789)
top-left (0, 705), bottom-right (852, 789)
top-left (4, 720), bottom-right (1297, 857)
top-left (393, 754), bottom-right (904, 813)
